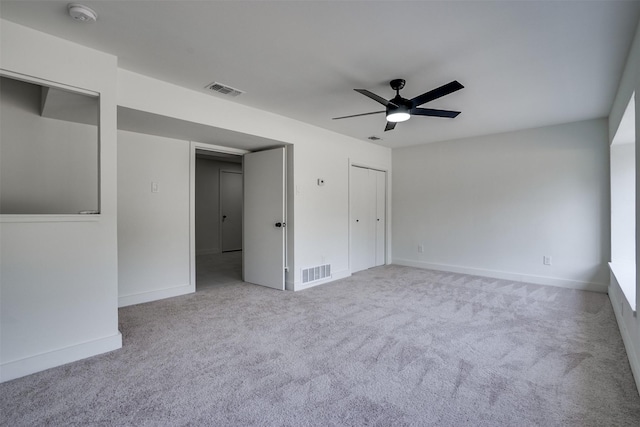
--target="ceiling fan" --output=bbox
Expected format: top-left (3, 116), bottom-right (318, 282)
top-left (333, 79), bottom-right (464, 131)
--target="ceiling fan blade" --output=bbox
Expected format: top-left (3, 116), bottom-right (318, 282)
top-left (384, 121), bottom-right (397, 132)
top-left (410, 80), bottom-right (464, 107)
top-left (332, 110), bottom-right (385, 120)
top-left (355, 89), bottom-right (398, 107)
top-left (411, 108), bottom-right (461, 118)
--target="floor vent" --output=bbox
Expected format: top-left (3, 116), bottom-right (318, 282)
top-left (302, 264), bottom-right (331, 284)
top-left (205, 81), bottom-right (244, 97)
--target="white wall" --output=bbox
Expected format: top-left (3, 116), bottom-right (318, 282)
top-left (0, 21), bottom-right (121, 382)
top-left (611, 142), bottom-right (636, 264)
top-left (117, 70), bottom-right (392, 291)
top-left (118, 130), bottom-right (191, 307)
top-left (0, 76), bottom-right (98, 214)
top-left (393, 118), bottom-right (610, 292)
top-left (608, 17), bottom-right (640, 394)
top-left (195, 158), bottom-right (242, 255)
top-left (0, 18), bottom-right (390, 380)
top-left (293, 138), bottom-right (391, 289)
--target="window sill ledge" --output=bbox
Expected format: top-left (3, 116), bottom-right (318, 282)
top-left (609, 262), bottom-right (636, 313)
top-left (0, 214), bottom-right (101, 223)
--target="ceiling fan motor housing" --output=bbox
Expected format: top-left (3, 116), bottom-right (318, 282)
top-left (387, 95), bottom-right (412, 120)
top-left (390, 79), bottom-right (406, 91)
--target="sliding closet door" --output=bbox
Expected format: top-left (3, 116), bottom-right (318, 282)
top-left (350, 166), bottom-right (376, 273)
top-left (375, 169), bottom-right (386, 267)
top-left (350, 166), bottom-right (386, 273)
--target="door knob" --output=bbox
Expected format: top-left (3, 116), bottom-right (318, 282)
top-left (222, 215), bottom-right (227, 222)
top-left (275, 222), bottom-right (286, 228)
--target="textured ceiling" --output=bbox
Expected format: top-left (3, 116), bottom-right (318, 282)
top-left (2, 1), bottom-right (639, 148)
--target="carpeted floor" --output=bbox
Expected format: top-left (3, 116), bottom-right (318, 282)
top-left (1, 265), bottom-right (639, 426)
top-left (195, 251), bottom-right (242, 291)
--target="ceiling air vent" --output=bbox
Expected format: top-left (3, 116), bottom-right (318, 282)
top-left (205, 81), bottom-right (244, 97)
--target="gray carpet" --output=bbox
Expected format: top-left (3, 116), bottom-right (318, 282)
top-left (1, 265), bottom-right (639, 426)
top-left (195, 251), bottom-right (243, 290)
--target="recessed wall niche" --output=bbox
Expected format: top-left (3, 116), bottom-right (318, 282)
top-left (0, 75), bottom-right (99, 215)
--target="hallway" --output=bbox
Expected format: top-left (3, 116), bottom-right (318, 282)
top-left (196, 251), bottom-right (242, 290)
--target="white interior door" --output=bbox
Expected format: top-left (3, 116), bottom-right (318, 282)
top-left (375, 169), bottom-right (386, 267)
top-left (350, 166), bottom-right (376, 273)
top-left (220, 171), bottom-right (243, 252)
top-left (243, 147), bottom-right (286, 290)
top-left (351, 166), bottom-right (386, 273)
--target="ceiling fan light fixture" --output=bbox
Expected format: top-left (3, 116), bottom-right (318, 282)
top-left (386, 108), bottom-right (410, 123)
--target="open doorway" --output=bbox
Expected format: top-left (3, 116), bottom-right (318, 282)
top-left (190, 142), bottom-right (291, 292)
top-left (195, 149), bottom-right (243, 291)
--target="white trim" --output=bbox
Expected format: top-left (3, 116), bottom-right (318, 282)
top-left (349, 160), bottom-right (389, 173)
top-left (609, 281), bottom-right (640, 396)
top-left (282, 147), bottom-right (289, 275)
top-left (0, 214), bottom-right (101, 223)
top-left (609, 262), bottom-right (637, 311)
top-left (293, 269), bottom-right (351, 291)
top-left (118, 283), bottom-right (193, 307)
top-left (0, 68), bottom-right (99, 97)
top-left (0, 332), bottom-right (122, 383)
top-left (190, 143), bottom-right (197, 291)
top-left (192, 141), bottom-right (249, 156)
top-left (392, 258), bottom-right (608, 293)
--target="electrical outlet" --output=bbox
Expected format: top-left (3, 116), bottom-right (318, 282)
top-left (418, 244), bottom-right (424, 253)
top-left (151, 182), bottom-right (159, 193)
top-left (543, 255), bottom-right (552, 266)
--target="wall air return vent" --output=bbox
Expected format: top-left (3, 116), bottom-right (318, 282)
top-left (205, 82), bottom-right (244, 97)
top-left (302, 264), bottom-right (331, 284)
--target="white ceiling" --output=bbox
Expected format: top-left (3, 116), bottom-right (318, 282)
top-left (2, 1), bottom-right (639, 148)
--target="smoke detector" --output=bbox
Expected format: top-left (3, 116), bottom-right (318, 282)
top-left (67, 3), bottom-right (97, 23)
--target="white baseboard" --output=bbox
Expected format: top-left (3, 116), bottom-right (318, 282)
top-left (293, 269), bottom-right (351, 291)
top-left (0, 332), bottom-right (122, 383)
top-left (609, 281), bottom-right (640, 396)
top-left (119, 283), bottom-right (194, 307)
top-left (392, 259), bottom-right (608, 293)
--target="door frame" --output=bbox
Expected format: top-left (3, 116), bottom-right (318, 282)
top-left (348, 160), bottom-right (390, 274)
top-left (190, 141), bottom-right (248, 290)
